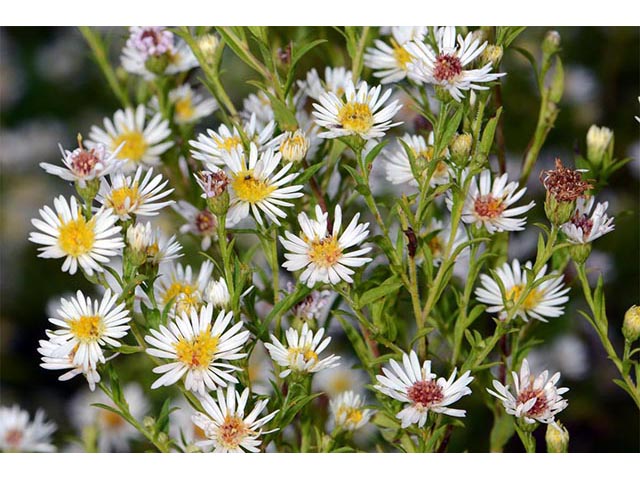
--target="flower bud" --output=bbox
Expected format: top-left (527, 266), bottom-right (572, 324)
top-left (127, 222), bottom-right (154, 266)
top-left (481, 45), bottom-right (503, 66)
top-left (279, 130), bottom-right (310, 163)
top-left (197, 33), bottom-right (219, 59)
top-left (586, 125), bottom-right (613, 167)
top-left (450, 133), bottom-right (472, 165)
top-left (546, 421), bottom-right (569, 453)
top-left (205, 277), bottom-right (231, 309)
top-left (569, 242), bottom-right (591, 265)
top-left (622, 305), bottom-right (640, 343)
top-left (196, 170), bottom-right (230, 216)
top-left (143, 416), bottom-right (156, 430)
top-left (144, 54), bottom-right (170, 75)
top-left (543, 30), bottom-right (561, 56)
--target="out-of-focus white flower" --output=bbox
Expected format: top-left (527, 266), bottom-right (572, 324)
top-left (241, 91), bottom-right (274, 130)
top-left (298, 66), bottom-right (354, 102)
top-left (0, 405), bottom-right (56, 452)
top-left (172, 200), bottom-right (218, 250)
top-left (204, 277), bottom-right (231, 309)
top-left (383, 132), bottom-right (449, 188)
top-left (150, 84), bottom-right (218, 124)
top-left (330, 391), bottom-right (375, 432)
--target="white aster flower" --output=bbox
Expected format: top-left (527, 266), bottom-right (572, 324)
top-left (0, 405), bottom-right (56, 452)
top-left (487, 358), bottom-right (569, 426)
top-left (192, 385), bottom-right (278, 453)
top-left (241, 91), bottom-right (275, 130)
top-left (452, 169), bottom-right (535, 234)
top-left (95, 166), bottom-right (174, 220)
top-left (313, 361), bottom-right (368, 398)
top-left (189, 115), bottom-right (277, 167)
top-left (121, 26), bottom-right (198, 80)
top-left (145, 304), bottom-right (250, 395)
top-left (87, 104), bottom-right (173, 172)
top-left (561, 197), bottom-right (615, 244)
top-left (330, 391), bottom-right (375, 432)
top-left (154, 260), bottom-right (214, 318)
top-left (204, 277), bottom-right (231, 309)
top-left (29, 195), bottom-right (124, 276)
top-left (38, 332), bottom-right (101, 391)
top-left (127, 221), bottom-right (182, 264)
top-left (168, 398), bottom-right (209, 450)
top-left (280, 205), bottom-right (372, 287)
top-left (151, 84), bottom-right (218, 124)
top-left (384, 132), bottom-right (449, 187)
top-left (313, 80), bottom-right (402, 139)
top-left (40, 141), bottom-right (123, 187)
top-left (172, 200), bottom-right (218, 250)
top-left (475, 259), bottom-right (570, 323)
top-left (364, 27), bottom-right (426, 84)
top-left (265, 322), bottom-right (340, 378)
top-left (44, 289), bottom-right (131, 370)
top-left (222, 143), bottom-right (304, 227)
top-left (70, 383), bottom-right (149, 452)
top-left (406, 26), bottom-right (505, 101)
top-left (298, 66), bottom-right (354, 102)
top-left (375, 350), bottom-right (473, 428)
top-left (278, 129), bottom-right (311, 163)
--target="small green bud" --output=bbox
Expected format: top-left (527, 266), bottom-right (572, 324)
top-left (450, 133), bottom-right (473, 165)
top-left (586, 125), bottom-right (613, 167)
top-left (156, 432), bottom-right (169, 445)
top-left (143, 416), bottom-right (156, 430)
top-left (197, 33), bottom-right (219, 60)
top-left (542, 30), bottom-right (561, 56)
top-left (517, 416), bottom-right (539, 433)
top-left (197, 170), bottom-right (230, 217)
top-left (622, 305), bottom-right (640, 343)
top-left (569, 242), bottom-right (592, 265)
top-left (544, 192), bottom-right (575, 227)
top-left (434, 85), bottom-right (454, 103)
top-left (546, 421), bottom-right (569, 453)
top-left (481, 45), bottom-right (503, 66)
top-left (76, 177), bottom-right (100, 205)
top-left (144, 54), bottom-right (170, 75)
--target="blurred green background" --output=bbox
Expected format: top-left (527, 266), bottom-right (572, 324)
top-left (0, 26), bottom-right (638, 452)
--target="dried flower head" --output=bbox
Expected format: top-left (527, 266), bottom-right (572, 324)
top-left (540, 158), bottom-right (592, 202)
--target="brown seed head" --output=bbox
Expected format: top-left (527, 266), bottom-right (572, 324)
top-left (540, 158), bottom-right (592, 202)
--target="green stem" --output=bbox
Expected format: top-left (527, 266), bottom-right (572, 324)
top-left (78, 27), bottom-right (130, 108)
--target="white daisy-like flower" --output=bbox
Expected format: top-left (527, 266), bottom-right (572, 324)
top-left (278, 129), bottom-right (311, 163)
top-left (424, 218), bottom-right (468, 266)
top-left (384, 132), bottom-right (449, 187)
top-left (241, 91), bottom-right (274, 130)
top-left (329, 391), bottom-right (375, 432)
top-left (29, 195), bottom-right (124, 276)
top-left (0, 405), bottom-right (56, 453)
top-left (561, 197), bottom-right (615, 244)
top-left (121, 26), bottom-right (198, 80)
top-left (87, 104), bottom-right (173, 172)
top-left (265, 322), bottom-right (340, 378)
top-left (475, 259), bottom-right (570, 323)
top-left (204, 277), bottom-right (231, 309)
top-left (313, 80), bottom-right (403, 140)
top-left (38, 332), bottom-right (101, 391)
top-left (69, 383), bottom-right (149, 452)
top-left (289, 286), bottom-right (333, 322)
top-left (406, 26), bottom-right (505, 102)
top-left (168, 398), bottom-right (210, 450)
top-left (145, 303), bottom-right (250, 395)
top-left (280, 205), bottom-right (372, 287)
top-left (450, 169), bottom-right (535, 234)
top-left (192, 385), bottom-right (278, 453)
top-left (44, 289), bottom-right (131, 370)
top-left (172, 200), bottom-right (218, 250)
top-left (298, 66), bottom-right (354, 102)
top-left (313, 361), bottom-right (368, 398)
top-left (375, 350), bottom-right (474, 428)
top-left (364, 27), bottom-right (426, 84)
top-left (487, 358), bottom-right (569, 426)
top-left (40, 141), bottom-right (123, 187)
top-left (126, 221), bottom-right (183, 265)
top-left (150, 84), bottom-right (218, 124)
top-left (189, 115), bottom-right (277, 167)
top-left (95, 166), bottom-right (174, 220)
top-left (154, 260), bottom-right (214, 318)
top-left (222, 143), bottom-right (304, 227)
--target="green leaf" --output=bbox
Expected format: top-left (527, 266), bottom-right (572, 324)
top-left (335, 311), bottom-right (373, 365)
top-left (259, 89), bottom-right (298, 131)
top-left (114, 344), bottom-right (143, 354)
top-left (296, 162), bottom-right (323, 186)
top-left (435, 106), bottom-right (464, 157)
top-left (357, 276), bottom-right (404, 306)
top-left (478, 107), bottom-right (502, 157)
top-left (490, 413), bottom-right (515, 452)
top-left (363, 140), bottom-right (388, 169)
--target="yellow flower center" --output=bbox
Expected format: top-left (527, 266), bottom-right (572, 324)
top-left (106, 184), bottom-right (140, 216)
top-left (215, 136), bottom-right (242, 153)
top-left (112, 131), bottom-right (147, 162)
top-left (232, 170), bottom-right (276, 204)
top-left (337, 102), bottom-right (374, 134)
top-left (174, 328), bottom-right (219, 368)
top-left (337, 406), bottom-right (364, 426)
top-left (427, 235), bottom-right (443, 258)
top-left (391, 38), bottom-right (412, 70)
top-left (308, 235), bottom-right (343, 268)
top-left (328, 373), bottom-right (352, 394)
top-left (507, 284), bottom-right (542, 310)
top-left (287, 345), bottom-right (318, 365)
top-left (69, 315), bottom-right (104, 342)
top-left (174, 96), bottom-right (195, 122)
top-left (474, 194), bottom-right (506, 219)
top-left (99, 410), bottom-right (126, 430)
top-left (58, 215), bottom-right (96, 257)
top-left (161, 282), bottom-right (202, 316)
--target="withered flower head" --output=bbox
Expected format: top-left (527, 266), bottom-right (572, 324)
top-left (197, 170), bottom-right (229, 198)
top-left (540, 158), bottom-right (592, 202)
